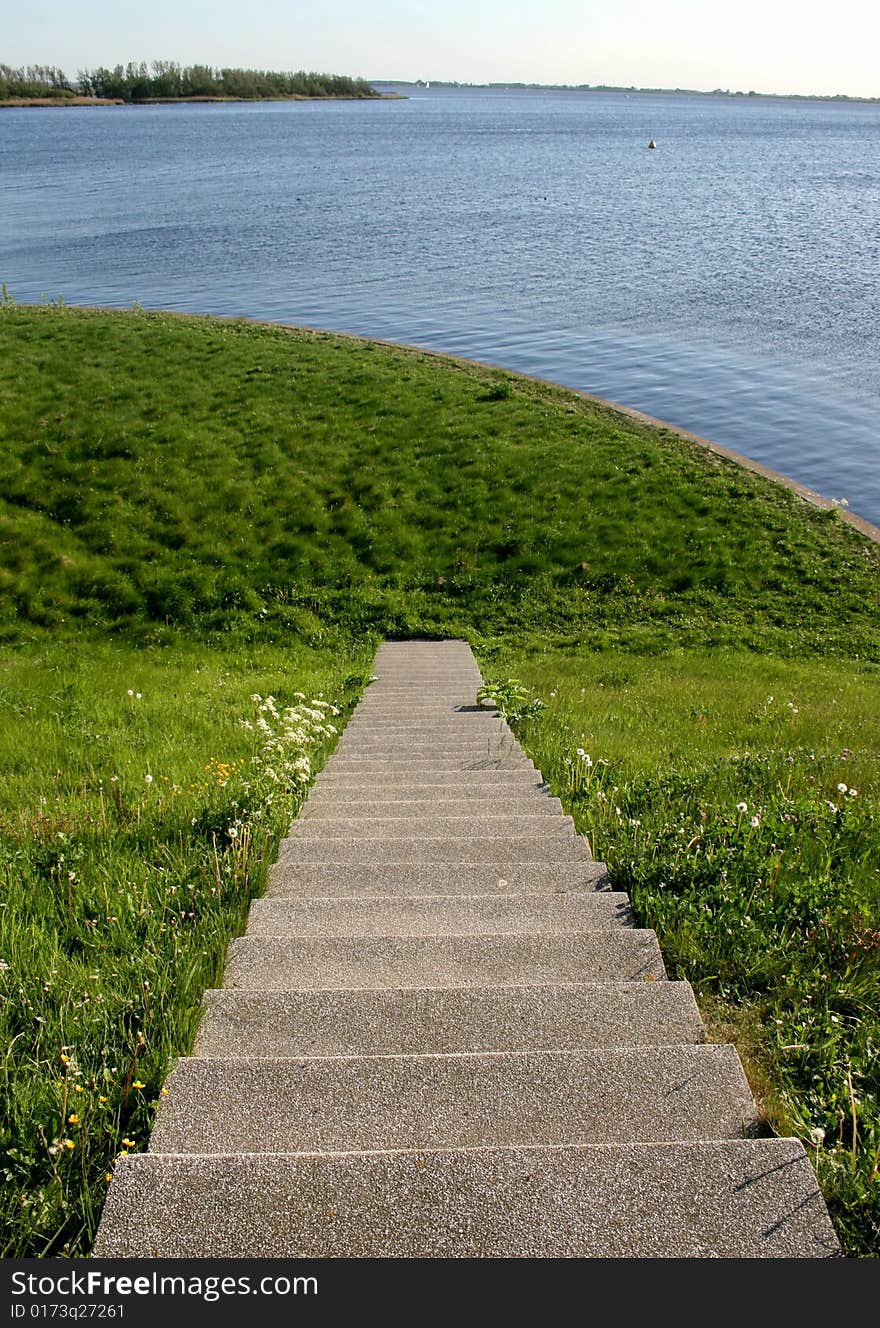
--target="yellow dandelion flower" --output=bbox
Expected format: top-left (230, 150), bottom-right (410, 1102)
top-left (60, 1054), bottom-right (70, 1065)
top-left (63, 1139), bottom-right (75, 1151)
top-left (132, 1080), bottom-right (146, 1090)
top-left (67, 1114), bottom-right (80, 1125)
top-left (160, 1087), bottom-right (169, 1095)
top-left (98, 1095), bottom-right (108, 1104)
top-left (104, 1172), bottom-right (113, 1182)
top-left (74, 1084), bottom-right (84, 1093)
top-left (121, 1137), bottom-right (136, 1148)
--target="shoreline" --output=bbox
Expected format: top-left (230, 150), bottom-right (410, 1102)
top-left (0, 93), bottom-right (401, 109)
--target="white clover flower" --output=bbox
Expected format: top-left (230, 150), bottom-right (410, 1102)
top-left (251, 694), bottom-right (262, 703)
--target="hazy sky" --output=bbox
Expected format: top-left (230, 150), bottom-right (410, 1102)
top-left (5, 1), bottom-right (878, 99)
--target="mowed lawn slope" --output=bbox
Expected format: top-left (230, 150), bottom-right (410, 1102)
top-left (0, 305), bottom-right (878, 1256)
top-left (1, 305), bottom-right (877, 652)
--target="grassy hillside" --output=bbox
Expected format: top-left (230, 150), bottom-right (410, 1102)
top-left (1, 304), bottom-right (877, 654)
top-left (0, 304), bottom-right (877, 1256)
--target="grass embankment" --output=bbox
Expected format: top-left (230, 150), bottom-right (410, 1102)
top-left (0, 304), bottom-right (877, 1255)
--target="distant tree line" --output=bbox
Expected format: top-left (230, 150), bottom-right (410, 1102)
top-left (1, 61), bottom-right (378, 102)
top-left (0, 64), bottom-right (74, 98)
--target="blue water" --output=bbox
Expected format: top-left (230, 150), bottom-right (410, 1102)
top-left (2, 86), bottom-right (879, 521)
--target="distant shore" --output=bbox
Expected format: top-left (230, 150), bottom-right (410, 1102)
top-left (1, 93), bottom-right (403, 108)
top-left (380, 79), bottom-right (880, 105)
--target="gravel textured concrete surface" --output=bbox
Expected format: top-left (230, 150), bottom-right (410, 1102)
top-left (244, 892), bottom-right (634, 936)
top-left (223, 932), bottom-right (667, 988)
top-left (193, 983), bottom-right (706, 1057)
top-left (94, 639), bottom-right (839, 1258)
top-left (275, 835), bottom-right (592, 864)
top-left (283, 814), bottom-right (581, 839)
top-left (93, 1141), bottom-right (839, 1258)
top-left (302, 794), bottom-right (566, 815)
top-left (267, 861), bottom-right (612, 896)
top-left (148, 1045), bottom-right (759, 1153)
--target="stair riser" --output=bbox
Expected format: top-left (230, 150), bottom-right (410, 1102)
top-left (245, 893), bottom-right (633, 936)
top-left (148, 1046), bottom-right (759, 1153)
top-left (267, 862), bottom-right (612, 895)
top-left (275, 838), bottom-right (591, 864)
top-left (193, 983), bottom-right (704, 1058)
top-left (224, 932), bottom-right (665, 988)
top-left (93, 1143), bottom-right (840, 1258)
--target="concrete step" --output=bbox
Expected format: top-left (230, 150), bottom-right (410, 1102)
top-left (224, 931), bottom-right (664, 988)
top-left (342, 714), bottom-right (502, 722)
top-left (324, 765), bottom-right (540, 780)
top-left (283, 816), bottom-right (579, 840)
top-left (340, 725), bottom-right (508, 737)
top-left (313, 771), bottom-right (548, 790)
top-left (93, 1140), bottom-right (840, 1257)
top-left (306, 780), bottom-right (554, 800)
top-left (193, 982), bottom-right (704, 1058)
top-left (351, 706), bottom-right (499, 717)
top-left (245, 892), bottom-right (633, 937)
top-left (147, 1045), bottom-right (759, 1154)
top-left (325, 757), bottom-right (537, 771)
top-left (267, 862), bottom-right (612, 895)
top-left (334, 743), bottom-right (520, 754)
top-left (275, 835), bottom-right (592, 864)
top-left (331, 746), bottom-right (526, 760)
top-left (300, 795), bottom-right (565, 817)
top-left (335, 728), bottom-right (512, 740)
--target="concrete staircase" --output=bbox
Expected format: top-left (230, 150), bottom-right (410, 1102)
top-left (94, 640), bottom-right (839, 1257)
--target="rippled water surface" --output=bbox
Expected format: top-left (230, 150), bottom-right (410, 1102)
top-left (2, 87), bottom-right (878, 520)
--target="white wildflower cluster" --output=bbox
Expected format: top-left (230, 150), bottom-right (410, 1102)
top-left (246, 694), bottom-right (340, 794)
top-left (216, 693), bottom-right (343, 852)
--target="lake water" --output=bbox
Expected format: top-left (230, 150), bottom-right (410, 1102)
top-left (2, 86), bottom-right (879, 523)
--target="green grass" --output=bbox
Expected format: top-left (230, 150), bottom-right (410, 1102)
top-left (0, 636), bottom-right (373, 1255)
top-left (0, 303), bottom-right (878, 1255)
top-left (480, 647), bottom-right (880, 1255)
top-left (1, 304), bottom-right (878, 655)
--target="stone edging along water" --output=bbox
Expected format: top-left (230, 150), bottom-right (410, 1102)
top-left (67, 305), bottom-right (880, 548)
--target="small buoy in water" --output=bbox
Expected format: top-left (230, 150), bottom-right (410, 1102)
top-left (648, 139), bottom-right (657, 149)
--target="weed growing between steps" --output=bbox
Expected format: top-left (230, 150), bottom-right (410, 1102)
top-left (0, 637), bottom-right (371, 1256)
top-left (479, 649), bottom-right (880, 1255)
